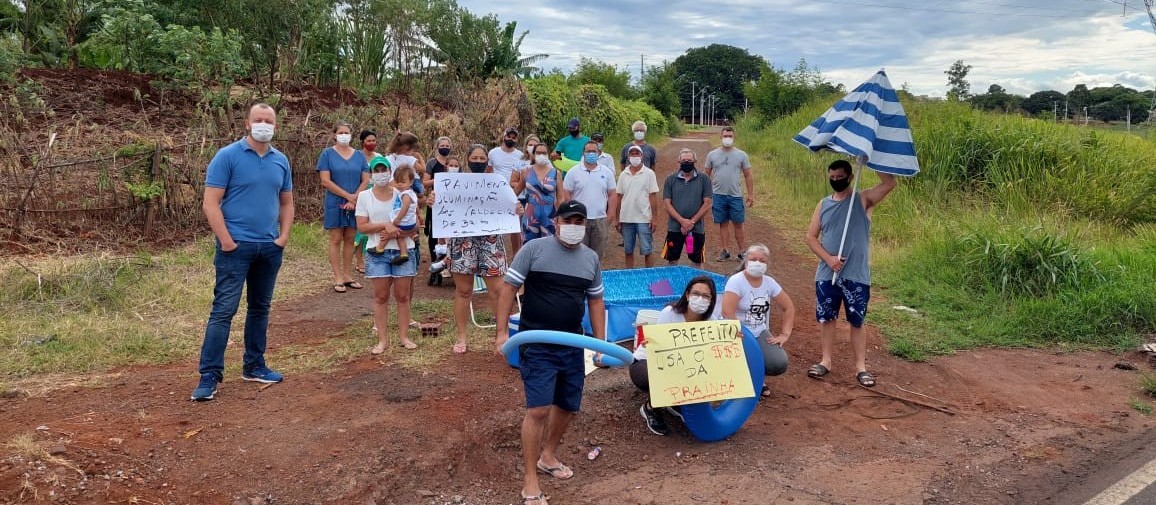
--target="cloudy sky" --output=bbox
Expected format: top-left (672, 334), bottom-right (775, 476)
top-left (468, 0), bottom-right (1156, 97)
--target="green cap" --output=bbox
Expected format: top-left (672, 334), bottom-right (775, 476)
top-left (369, 154), bottom-right (391, 171)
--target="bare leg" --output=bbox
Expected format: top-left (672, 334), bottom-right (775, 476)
top-left (538, 406), bottom-right (574, 469)
top-left (624, 253), bottom-right (634, 268)
top-left (372, 278), bottom-right (392, 352)
top-left (521, 406), bottom-right (550, 499)
top-left (452, 273), bottom-right (473, 349)
top-left (509, 232), bottom-right (523, 260)
top-left (327, 228), bottom-right (346, 286)
top-left (819, 320), bottom-right (836, 370)
top-left (850, 324), bottom-right (867, 373)
top-left (394, 275), bottom-right (415, 348)
top-left (718, 222), bottom-right (732, 255)
top-left (340, 228), bottom-right (356, 283)
top-left (734, 222), bottom-right (747, 253)
top-left (643, 253), bottom-right (654, 268)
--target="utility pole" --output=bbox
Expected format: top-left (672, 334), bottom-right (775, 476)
top-left (1053, 101), bottom-right (1058, 122)
top-left (1143, 1), bottom-right (1156, 121)
top-left (640, 54), bottom-right (644, 86)
top-left (700, 92), bottom-right (706, 125)
top-left (1064, 100), bottom-right (1069, 122)
top-left (1127, 106), bottom-right (1132, 133)
top-left (690, 81), bottom-right (696, 125)
top-left (1083, 106), bottom-right (1089, 126)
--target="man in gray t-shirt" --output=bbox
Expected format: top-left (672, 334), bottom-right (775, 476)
top-left (804, 159), bottom-right (896, 389)
top-left (704, 126), bottom-right (755, 263)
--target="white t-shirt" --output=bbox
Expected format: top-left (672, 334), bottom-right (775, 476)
top-left (724, 273), bottom-right (783, 335)
top-left (355, 189), bottom-right (393, 251)
top-left (634, 305), bottom-right (722, 360)
top-left (487, 147), bottom-right (524, 181)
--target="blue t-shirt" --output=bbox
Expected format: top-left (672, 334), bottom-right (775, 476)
top-left (205, 138), bottom-right (293, 242)
top-left (554, 134), bottom-right (591, 162)
top-left (316, 147), bottom-right (368, 208)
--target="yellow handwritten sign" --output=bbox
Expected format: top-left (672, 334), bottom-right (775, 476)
top-left (643, 320), bottom-right (755, 408)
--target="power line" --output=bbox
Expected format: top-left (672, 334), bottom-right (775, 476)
top-left (818, 0), bottom-right (1107, 18)
top-left (928, 0), bottom-right (1111, 14)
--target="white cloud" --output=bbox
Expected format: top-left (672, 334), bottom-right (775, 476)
top-left (467, 0), bottom-right (1156, 96)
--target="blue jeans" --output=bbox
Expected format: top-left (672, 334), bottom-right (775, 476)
top-left (621, 222), bottom-right (654, 256)
top-left (198, 241), bottom-right (284, 380)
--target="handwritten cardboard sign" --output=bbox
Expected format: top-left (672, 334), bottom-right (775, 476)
top-left (643, 320), bottom-right (755, 407)
top-left (432, 173), bottom-right (520, 238)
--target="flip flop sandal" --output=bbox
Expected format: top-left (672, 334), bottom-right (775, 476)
top-left (452, 342), bottom-right (467, 354)
top-left (521, 492), bottom-right (548, 505)
top-left (343, 281), bottom-right (364, 290)
top-left (760, 385), bottom-right (772, 398)
top-left (536, 460), bottom-right (573, 480)
top-left (856, 371), bottom-right (877, 387)
top-left (807, 363), bottom-right (829, 379)
top-left (333, 284), bottom-right (347, 293)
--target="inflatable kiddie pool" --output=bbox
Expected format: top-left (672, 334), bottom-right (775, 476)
top-left (500, 326), bottom-right (765, 443)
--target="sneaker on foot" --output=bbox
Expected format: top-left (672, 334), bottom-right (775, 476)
top-left (389, 254), bottom-right (410, 266)
top-left (429, 259), bottom-right (447, 274)
top-left (640, 403), bottom-right (670, 436)
top-left (737, 252), bottom-right (745, 261)
top-left (241, 366), bottom-right (283, 384)
top-left (191, 374), bottom-right (219, 401)
top-left (664, 406), bottom-right (684, 422)
top-left (716, 250), bottom-right (731, 262)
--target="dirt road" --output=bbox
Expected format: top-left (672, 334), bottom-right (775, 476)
top-left (1, 131), bottom-right (1152, 505)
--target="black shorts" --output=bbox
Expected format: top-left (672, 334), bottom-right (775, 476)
top-left (662, 231), bottom-right (705, 264)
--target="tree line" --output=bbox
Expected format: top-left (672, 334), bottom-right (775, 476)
top-left (944, 59), bottom-right (1155, 123)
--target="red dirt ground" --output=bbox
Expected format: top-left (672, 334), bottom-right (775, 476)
top-left (1, 133), bottom-right (1153, 505)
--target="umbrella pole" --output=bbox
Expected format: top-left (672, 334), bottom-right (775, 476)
top-left (831, 159), bottom-right (864, 283)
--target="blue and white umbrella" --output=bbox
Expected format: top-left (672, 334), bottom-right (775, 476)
top-left (793, 69), bottom-right (919, 281)
top-left (794, 69), bottom-right (919, 176)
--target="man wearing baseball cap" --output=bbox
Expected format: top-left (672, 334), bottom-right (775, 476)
top-left (489, 126), bottom-right (527, 256)
top-left (496, 199), bottom-right (605, 505)
top-left (589, 132), bottom-right (616, 173)
top-left (552, 117), bottom-right (590, 163)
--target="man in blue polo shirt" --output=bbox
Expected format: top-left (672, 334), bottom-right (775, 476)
top-left (495, 200), bottom-right (605, 505)
top-left (192, 103), bottom-right (295, 402)
top-left (551, 117), bottom-right (590, 163)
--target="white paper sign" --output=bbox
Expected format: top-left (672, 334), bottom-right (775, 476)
top-left (432, 173), bottom-right (521, 238)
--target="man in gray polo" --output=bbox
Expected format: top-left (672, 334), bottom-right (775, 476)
top-left (662, 148), bottom-right (712, 268)
top-left (704, 126), bottom-right (754, 262)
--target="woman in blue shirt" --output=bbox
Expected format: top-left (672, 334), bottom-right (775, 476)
top-left (317, 121), bottom-right (369, 293)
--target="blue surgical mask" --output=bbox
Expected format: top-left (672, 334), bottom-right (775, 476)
top-left (584, 153), bottom-right (599, 164)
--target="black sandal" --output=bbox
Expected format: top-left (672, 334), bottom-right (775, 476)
top-left (807, 363), bottom-right (829, 379)
top-left (856, 371), bottom-right (877, 387)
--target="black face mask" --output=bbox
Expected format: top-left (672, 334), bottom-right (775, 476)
top-left (437, 147), bottom-right (451, 156)
top-left (679, 161), bottom-right (695, 173)
top-left (468, 161), bottom-right (487, 173)
top-left (830, 177), bottom-right (851, 192)
top-left (503, 139), bottom-right (517, 148)
top-left (569, 129), bottom-right (580, 138)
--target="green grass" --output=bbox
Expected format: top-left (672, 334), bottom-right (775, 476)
top-left (1130, 398), bottom-right (1153, 415)
top-left (1141, 374), bottom-right (1156, 398)
top-left (735, 99), bottom-right (1156, 361)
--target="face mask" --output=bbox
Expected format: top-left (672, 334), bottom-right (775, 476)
top-left (558, 224), bottom-right (585, 245)
top-left (584, 153), bottom-right (599, 164)
top-left (745, 260), bottom-right (767, 278)
top-left (447, 165), bottom-right (461, 173)
top-left (364, 142), bottom-right (377, 152)
top-left (468, 161), bottom-right (487, 173)
top-left (722, 137), bottom-right (735, 147)
top-left (535, 154), bottom-right (550, 165)
top-left (688, 295), bottom-right (711, 315)
top-left (830, 177), bottom-right (851, 192)
top-left (628, 156), bottom-right (642, 167)
top-left (371, 173), bottom-right (390, 186)
top-left (335, 133), bottom-right (351, 146)
top-left (679, 161), bottom-right (695, 173)
top-left (634, 131), bottom-right (645, 141)
top-left (569, 129), bottom-right (580, 138)
top-left (437, 147), bottom-right (451, 156)
top-left (250, 123), bottom-right (275, 143)
top-left (504, 139), bottom-right (517, 148)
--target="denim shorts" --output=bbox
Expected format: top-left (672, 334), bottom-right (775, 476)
top-left (519, 343), bottom-right (585, 412)
top-left (815, 279), bottom-right (871, 328)
top-left (323, 204), bottom-right (357, 230)
top-left (711, 194), bottom-right (746, 224)
top-left (621, 222), bottom-right (653, 255)
top-left (365, 246), bottom-right (418, 278)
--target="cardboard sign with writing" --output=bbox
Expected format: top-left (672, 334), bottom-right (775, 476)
top-left (643, 320), bottom-right (755, 407)
top-left (432, 173), bottom-right (520, 238)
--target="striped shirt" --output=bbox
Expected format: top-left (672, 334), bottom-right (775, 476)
top-left (505, 237), bottom-right (603, 334)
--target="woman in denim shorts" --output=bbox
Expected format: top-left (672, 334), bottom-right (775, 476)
top-left (356, 155), bottom-right (420, 354)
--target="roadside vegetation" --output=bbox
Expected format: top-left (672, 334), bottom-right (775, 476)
top-left (738, 99), bottom-right (1156, 360)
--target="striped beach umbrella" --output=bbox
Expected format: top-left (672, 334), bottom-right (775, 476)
top-left (794, 69), bottom-right (919, 176)
top-left (794, 70), bottom-right (918, 281)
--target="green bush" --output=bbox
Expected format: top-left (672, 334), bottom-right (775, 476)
top-left (960, 227), bottom-right (1103, 298)
top-left (526, 75), bottom-right (667, 154)
top-left (0, 34), bottom-right (21, 84)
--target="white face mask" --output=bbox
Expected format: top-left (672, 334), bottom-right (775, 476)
top-left (628, 156), bottom-right (642, 167)
top-left (335, 133), bottom-right (352, 146)
top-left (722, 137), bottom-right (735, 147)
top-left (447, 165), bottom-right (461, 173)
top-left (250, 123), bottom-right (275, 143)
top-left (558, 224), bottom-right (585, 245)
top-left (688, 295), bottom-right (711, 315)
top-left (634, 131), bottom-right (646, 141)
top-left (535, 154), bottom-right (550, 165)
top-left (745, 260), bottom-right (767, 278)
top-left (371, 173), bottom-right (390, 186)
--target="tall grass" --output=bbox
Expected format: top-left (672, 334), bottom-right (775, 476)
top-left (736, 99), bottom-right (1156, 360)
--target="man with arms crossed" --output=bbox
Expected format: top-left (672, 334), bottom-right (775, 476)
top-left (192, 103), bottom-right (294, 401)
top-left (496, 201), bottom-right (606, 505)
top-left (805, 159), bottom-right (896, 388)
